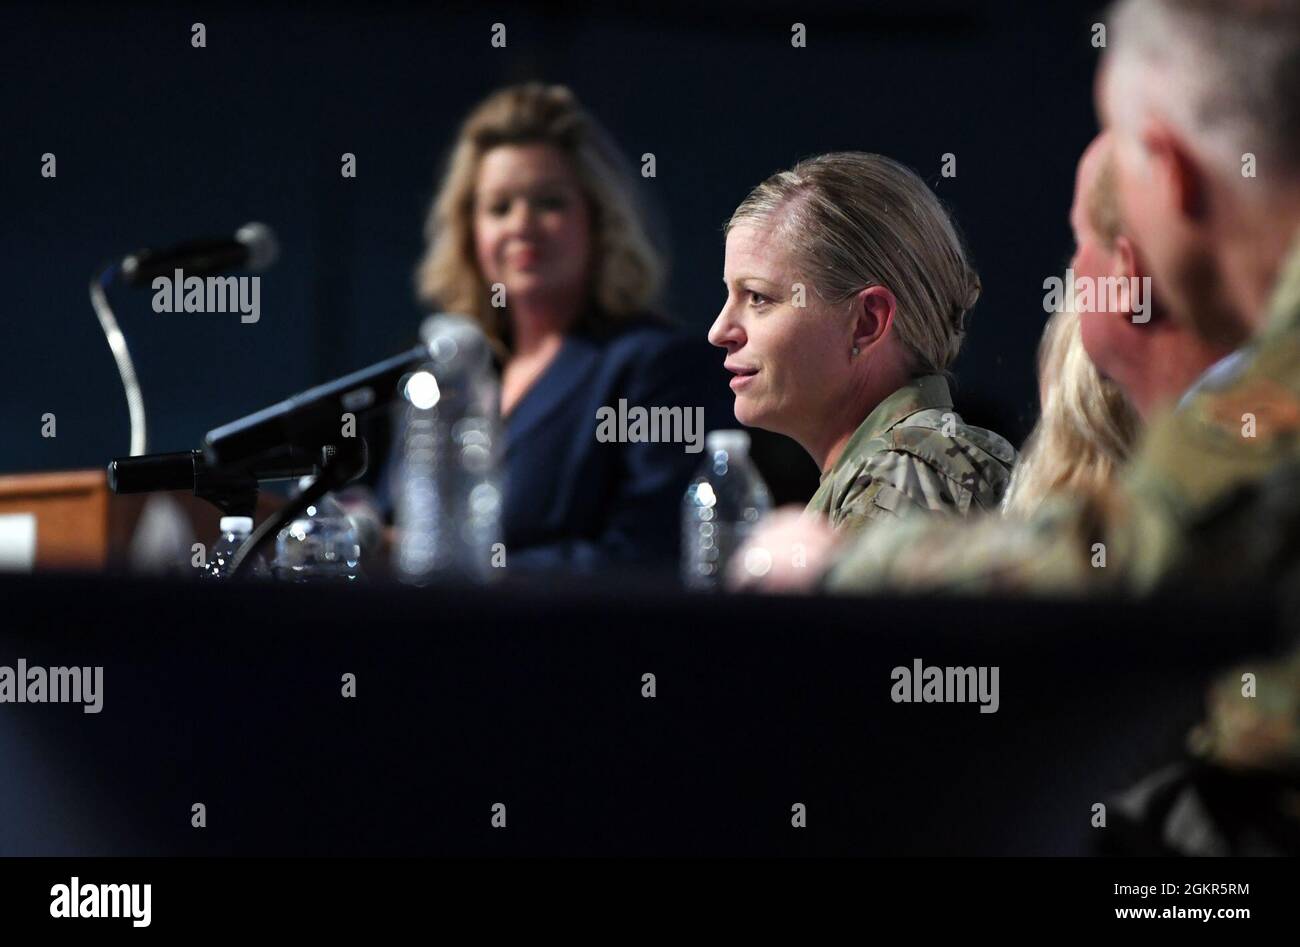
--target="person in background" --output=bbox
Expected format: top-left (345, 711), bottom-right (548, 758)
top-left (725, 306), bottom-right (1140, 593)
top-left (728, 129), bottom-right (1220, 590)
top-left (998, 306), bottom-right (1138, 519)
top-left (708, 152), bottom-right (1016, 535)
top-left (371, 82), bottom-right (728, 574)
top-left (997, 128), bottom-right (1227, 519)
top-left (1067, 133), bottom-right (1233, 425)
top-left (1004, 129), bottom-right (1233, 519)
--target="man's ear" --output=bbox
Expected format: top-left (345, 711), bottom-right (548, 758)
top-left (1141, 123), bottom-right (1206, 221)
top-left (852, 285), bottom-right (897, 353)
top-left (1112, 234), bottom-right (1140, 281)
top-left (1109, 235), bottom-right (1139, 317)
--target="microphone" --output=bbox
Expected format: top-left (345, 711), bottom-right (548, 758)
top-left (201, 345), bottom-right (430, 472)
top-left (119, 222), bottom-right (279, 287)
top-left (108, 447), bottom-right (320, 495)
top-left (202, 316), bottom-right (484, 472)
top-left (107, 450), bottom-right (199, 494)
top-left (114, 317), bottom-right (480, 496)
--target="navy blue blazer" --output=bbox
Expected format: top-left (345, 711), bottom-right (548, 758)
top-left (371, 316), bottom-right (732, 576)
top-left (499, 318), bottom-right (730, 575)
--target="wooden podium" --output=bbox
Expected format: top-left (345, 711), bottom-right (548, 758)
top-left (0, 469), bottom-right (280, 571)
top-left (0, 470), bottom-right (134, 570)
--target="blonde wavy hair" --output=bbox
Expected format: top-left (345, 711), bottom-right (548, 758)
top-left (415, 83), bottom-right (664, 353)
top-left (726, 152), bottom-right (982, 377)
top-left (1001, 144), bottom-right (1141, 517)
top-left (1000, 306), bottom-right (1140, 518)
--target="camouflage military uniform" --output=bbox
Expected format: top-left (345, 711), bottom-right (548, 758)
top-left (805, 374), bottom-right (1016, 533)
top-left (825, 231), bottom-right (1300, 596)
top-left (1099, 647), bottom-right (1300, 856)
top-left (825, 234), bottom-right (1300, 852)
top-left (1190, 651), bottom-right (1300, 775)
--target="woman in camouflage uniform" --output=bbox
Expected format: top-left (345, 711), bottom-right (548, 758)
top-left (708, 152), bottom-right (1016, 533)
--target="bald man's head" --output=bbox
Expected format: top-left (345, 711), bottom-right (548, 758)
top-left (1068, 131), bottom-right (1232, 418)
top-left (1098, 0), bottom-right (1300, 346)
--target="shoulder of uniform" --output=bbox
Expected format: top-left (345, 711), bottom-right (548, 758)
top-left (1130, 347), bottom-right (1300, 512)
top-left (885, 416), bottom-right (1017, 479)
top-left (833, 465), bottom-right (928, 527)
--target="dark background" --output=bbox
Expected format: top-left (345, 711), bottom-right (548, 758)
top-left (2, 0), bottom-right (1103, 495)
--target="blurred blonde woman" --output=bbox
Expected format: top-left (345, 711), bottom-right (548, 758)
top-left (1000, 305), bottom-right (1140, 518)
top-left (416, 84), bottom-right (660, 361)
top-left (386, 83), bottom-right (728, 573)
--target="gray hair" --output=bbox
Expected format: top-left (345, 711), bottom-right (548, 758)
top-left (1105, 0), bottom-right (1300, 183)
top-left (726, 152), bottom-right (981, 377)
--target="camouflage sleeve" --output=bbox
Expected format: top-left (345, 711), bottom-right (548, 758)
top-left (1187, 650), bottom-right (1300, 773)
top-left (832, 450), bottom-right (962, 533)
top-left (824, 493), bottom-right (1111, 596)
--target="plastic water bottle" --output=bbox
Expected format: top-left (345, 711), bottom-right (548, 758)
top-left (201, 515), bottom-right (269, 580)
top-left (272, 478), bottom-right (363, 582)
top-left (681, 430), bottom-right (772, 589)
top-left (393, 313), bottom-right (502, 583)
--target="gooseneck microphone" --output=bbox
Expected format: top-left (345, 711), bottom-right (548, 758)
top-left (119, 222), bottom-right (280, 287)
top-left (93, 222), bottom-right (281, 456)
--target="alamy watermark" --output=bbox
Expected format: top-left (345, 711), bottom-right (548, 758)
top-left (891, 658), bottom-right (999, 713)
top-left (0, 659), bottom-right (103, 713)
top-left (151, 268), bottom-right (260, 323)
top-left (595, 399), bottom-right (705, 453)
top-left (50, 877), bottom-right (150, 927)
top-left (1042, 268), bottom-right (1151, 324)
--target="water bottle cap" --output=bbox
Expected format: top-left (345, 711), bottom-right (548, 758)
top-left (706, 429), bottom-right (751, 454)
top-left (220, 516), bottom-right (254, 534)
top-left (419, 313), bottom-right (490, 370)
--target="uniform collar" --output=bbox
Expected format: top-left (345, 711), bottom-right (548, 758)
top-left (1178, 349), bottom-right (1249, 411)
top-left (1262, 223), bottom-right (1300, 338)
top-left (1176, 226), bottom-right (1300, 410)
top-left (821, 374), bottom-right (953, 481)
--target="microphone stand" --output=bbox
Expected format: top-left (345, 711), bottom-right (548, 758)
top-left (90, 262), bottom-right (148, 456)
top-left (193, 452), bottom-right (260, 520)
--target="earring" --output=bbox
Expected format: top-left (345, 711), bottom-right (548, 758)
top-left (851, 346), bottom-right (860, 356)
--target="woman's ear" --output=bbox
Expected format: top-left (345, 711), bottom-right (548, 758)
top-left (852, 285), bottom-right (897, 353)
